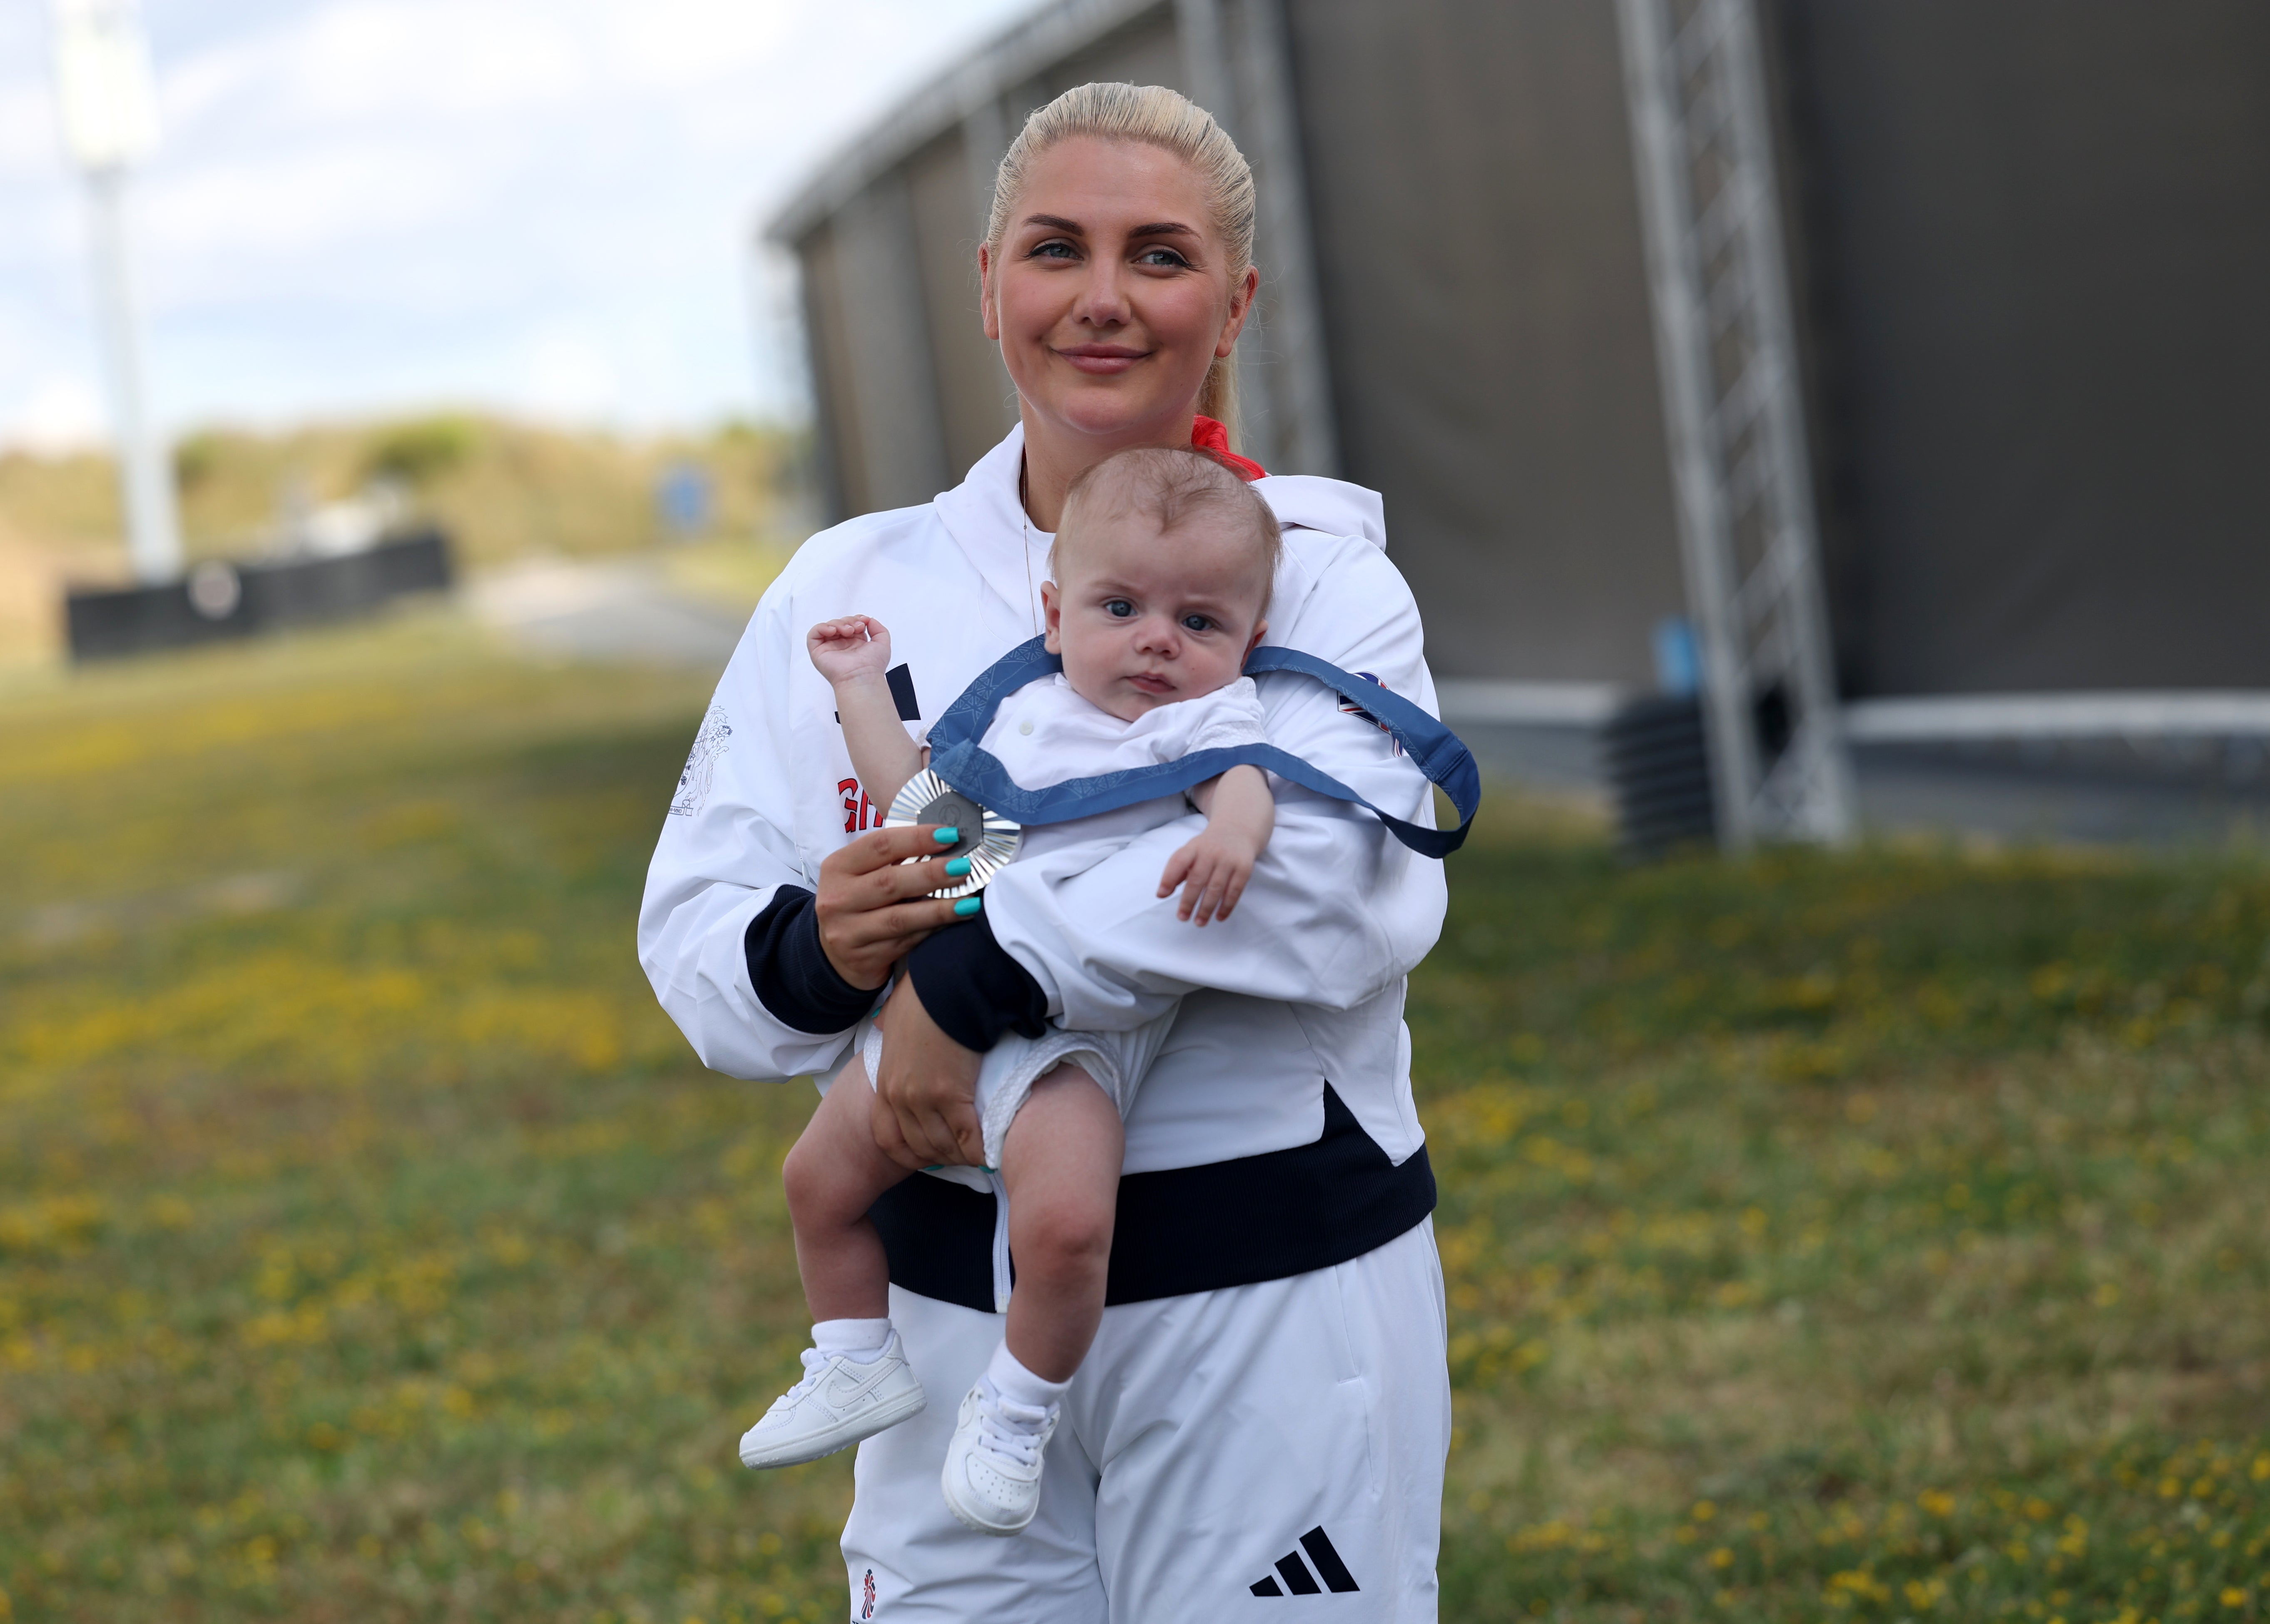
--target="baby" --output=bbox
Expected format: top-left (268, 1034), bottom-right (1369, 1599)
top-left (739, 447), bottom-right (1282, 1535)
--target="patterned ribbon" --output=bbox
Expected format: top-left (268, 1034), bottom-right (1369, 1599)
top-left (923, 636), bottom-right (1480, 858)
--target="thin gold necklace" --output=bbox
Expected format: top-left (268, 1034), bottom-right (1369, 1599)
top-left (1018, 461), bottom-right (1040, 634)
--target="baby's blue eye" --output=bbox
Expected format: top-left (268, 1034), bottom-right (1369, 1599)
top-left (1181, 614), bottom-right (1213, 633)
top-left (1105, 599), bottom-right (1134, 618)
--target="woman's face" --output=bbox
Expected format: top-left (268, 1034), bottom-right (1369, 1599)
top-left (981, 137), bottom-right (1256, 449)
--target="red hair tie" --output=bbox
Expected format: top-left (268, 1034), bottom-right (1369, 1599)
top-left (1191, 414), bottom-right (1267, 481)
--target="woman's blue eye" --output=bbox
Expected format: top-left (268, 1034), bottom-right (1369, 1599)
top-left (1181, 614), bottom-right (1213, 633)
top-left (1105, 599), bottom-right (1135, 618)
top-left (1032, 240), bottom-right (1077, 260)
top-left (1137, 247), bottom-right (1189, 268)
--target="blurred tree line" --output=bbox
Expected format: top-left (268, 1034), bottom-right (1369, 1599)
top-left (0, 414), bottom-right (811, 580)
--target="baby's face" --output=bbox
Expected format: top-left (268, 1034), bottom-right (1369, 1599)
top-left (1042, 512), bottom-right (1270, 722)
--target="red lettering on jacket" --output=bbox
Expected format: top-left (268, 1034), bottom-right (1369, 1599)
top-left (839, 778), bottom-right (883, 833)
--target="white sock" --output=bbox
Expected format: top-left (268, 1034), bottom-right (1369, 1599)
top-left (986, 1341), bottom-right (1071, 1414)
top-left (812, 1317), bottom-right (893, 1362)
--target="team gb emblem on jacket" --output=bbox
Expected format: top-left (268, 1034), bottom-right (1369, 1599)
top-left (670, 705), bottom-right (732, 817)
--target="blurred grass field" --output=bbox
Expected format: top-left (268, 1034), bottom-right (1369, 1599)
top-left (0, 416), bottom-right (803, 669)
top-left (4, 618), bottom-right (2269, 1623)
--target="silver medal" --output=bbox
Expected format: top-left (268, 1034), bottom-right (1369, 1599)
top-left (884, 768), bottom-right (1022, 898)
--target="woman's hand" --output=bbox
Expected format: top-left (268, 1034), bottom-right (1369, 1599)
top-left (869, 976), bottom-right (986, 1170)
top-left (815, 824), bottom-right (968, 991)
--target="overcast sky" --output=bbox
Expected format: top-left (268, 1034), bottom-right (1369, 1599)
top-left (0, 0), bottom-right (1032, 449)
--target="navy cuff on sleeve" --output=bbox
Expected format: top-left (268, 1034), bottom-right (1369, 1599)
top-left (744, 887), bottom-right (881, 1035)
top-left (903, 912), bottom-right (1050, 1054)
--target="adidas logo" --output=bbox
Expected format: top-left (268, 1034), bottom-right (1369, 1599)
top-left (1249, 1527), bottom-right (1359, 1596)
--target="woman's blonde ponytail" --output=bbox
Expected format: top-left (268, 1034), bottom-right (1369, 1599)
top-left (1197, 351), bottom-right (1240, 442)
top-left (985, 82), bottom-right (1256, 453)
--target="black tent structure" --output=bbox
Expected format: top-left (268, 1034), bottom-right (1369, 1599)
top-left (768, 0), bottom-right (2270, 847)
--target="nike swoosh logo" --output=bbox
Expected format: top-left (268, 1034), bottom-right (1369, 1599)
top-left (824, 1362), bottom-right (896, 1410)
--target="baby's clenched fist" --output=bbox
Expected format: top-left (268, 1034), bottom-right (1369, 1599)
top-left (807, 615), bottom-right (893, 685)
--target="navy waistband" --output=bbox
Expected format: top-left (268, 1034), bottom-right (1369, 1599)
top-left (865, 1083), bottom-right (1437, 1310)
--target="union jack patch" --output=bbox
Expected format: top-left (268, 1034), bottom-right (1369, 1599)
top-left (1337, 672), bottom-right (1403, 756)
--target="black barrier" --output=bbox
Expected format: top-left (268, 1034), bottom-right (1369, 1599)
top-left (65, 529), bottom-right (453, 662)
top-left (1603, 695), bottom-right (1716, 860)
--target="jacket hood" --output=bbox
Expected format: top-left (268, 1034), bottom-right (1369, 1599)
top-left (1252, 474), bottom-right (1386, 551)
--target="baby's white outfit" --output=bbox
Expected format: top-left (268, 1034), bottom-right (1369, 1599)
top-left (860, 672), bottom-right (1270, 1170)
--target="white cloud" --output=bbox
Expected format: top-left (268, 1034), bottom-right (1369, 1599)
top-left (519, 330), bottom-right (619, 421)
top-left (599, 0), bottom-right (796, 92)
top-left (279, 2), bottom-right (589, 120)
top-left (4, 376), bottom-right (106, 454)
top-left (0, 82), bottom-right (64, 175)
top-left (0, 0), bottom-right (1036, 445)
top-left (143, 139), bottom-right (489, 262)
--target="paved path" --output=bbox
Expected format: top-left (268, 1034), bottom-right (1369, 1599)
top-left (463, 556), bottom-right (752, 676)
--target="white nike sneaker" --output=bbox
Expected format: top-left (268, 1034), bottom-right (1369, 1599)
top-left (738, 1336), bottom-right (926, 1470)
top-left (939, 1380), bottom-right (1058, 1536)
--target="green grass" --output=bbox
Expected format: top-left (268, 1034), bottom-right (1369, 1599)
top-left (1424, 828), bottom-right (2270, 1621)
top-left (4, 621), bottom-right (2269, 1622)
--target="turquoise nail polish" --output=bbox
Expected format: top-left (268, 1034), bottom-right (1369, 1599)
top-left (944, 857), bottom-right (972, 877)
top-left (953, 896), bottom-right (982, 917)
top-left (933, 827), bottom-right (960, 844)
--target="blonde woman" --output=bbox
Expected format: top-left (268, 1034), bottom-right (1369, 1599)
top-left (641, 82), bottom-right (1450, 1620)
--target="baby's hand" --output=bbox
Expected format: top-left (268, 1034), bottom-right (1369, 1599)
top-left (1156, 825), bottom-right (1260, 927)
top-left (806, 615), bottom-right (892, 685)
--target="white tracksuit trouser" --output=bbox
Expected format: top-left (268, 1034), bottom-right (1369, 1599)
top-left (839, 1217), bottom-right (1451, 1622)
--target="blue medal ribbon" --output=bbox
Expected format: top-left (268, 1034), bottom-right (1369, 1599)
top-left (923, 637), bottom-right (1480, 858)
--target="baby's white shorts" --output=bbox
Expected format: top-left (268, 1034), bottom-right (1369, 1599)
top-left (861, 1009), bottom-right (1180, 1171)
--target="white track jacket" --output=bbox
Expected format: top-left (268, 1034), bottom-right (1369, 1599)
top-left (637, 425), bottom-right (1446, 1182)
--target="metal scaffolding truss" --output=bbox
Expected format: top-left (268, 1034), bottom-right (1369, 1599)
top-left (1176, 0), bottom-right (1341, 478)
top-left (1615, 0), bottom-right (1855, 849)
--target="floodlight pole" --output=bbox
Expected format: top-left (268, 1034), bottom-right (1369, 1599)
top-left (84, 162), bottom-right (181, 583)
top-left (1176, 0), bottom-right (1340, 478)
top-left (52, 0), bottom-right (180, 584)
